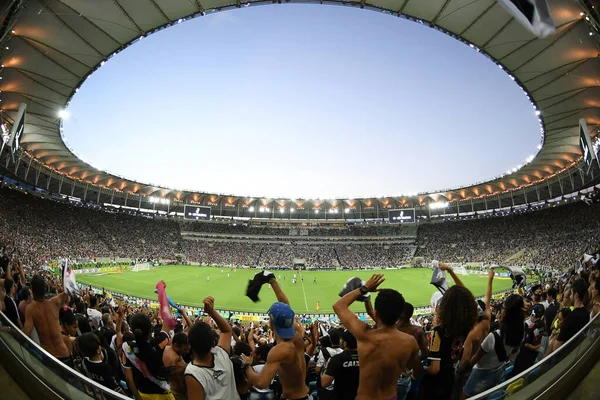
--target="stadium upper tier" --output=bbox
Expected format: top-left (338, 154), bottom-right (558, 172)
top-left (0, 0), bottom-right (599, 219)
top-left (0, 183), bottom-right (598, 270)
top-left (181, 221), bottom-right (417, 237)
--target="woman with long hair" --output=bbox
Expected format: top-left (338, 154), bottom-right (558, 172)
top-left (121, 312), bottom-right (174, 400)
top-left (463, 294), bottom-right (525, 398)
top-left (418, 285), bottom-right (478, 400)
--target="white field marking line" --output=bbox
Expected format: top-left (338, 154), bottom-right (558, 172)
top-left (300, 275), bottom-right (309, 312)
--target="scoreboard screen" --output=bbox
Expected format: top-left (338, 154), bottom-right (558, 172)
top-left (184, 205), bottom-right (211, 220)
top-left (388, 208), bottom-right (415, 223)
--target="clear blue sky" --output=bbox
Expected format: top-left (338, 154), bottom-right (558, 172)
top-left (64, 5), bottom-right (541, 199)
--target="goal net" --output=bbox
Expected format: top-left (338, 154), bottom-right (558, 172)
top-left (131, 263), bottom-right (151, 272)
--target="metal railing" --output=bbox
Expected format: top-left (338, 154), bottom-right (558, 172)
top-left (469, 311), bottom-right (600, 399)
top-left (0, 310), bottom-right (131, 400)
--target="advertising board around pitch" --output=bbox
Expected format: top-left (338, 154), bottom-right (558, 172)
top-left (184, 205), bottom-right (211, 220)
top-left (388, 208), bottom-right (415, 223)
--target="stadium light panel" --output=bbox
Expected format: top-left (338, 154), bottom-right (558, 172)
top-left (279, 208), bottom-right (285, 213)
top-left (429, 201), bottom-right (449, 210)
top-left (314, 209), bottom-right (319, 214)
top-left (535, 110), bottom-right (541, 116)
top-left (290, 208), bottom-right (294, 213)
top-left (58, 109), bottom-right (70, 119)
top-left (537, 144), bottom-right (542, 150)
top-left (345, 208), bottom-right (350, 213)
top-left (248, 206), bottom-right (254, 212)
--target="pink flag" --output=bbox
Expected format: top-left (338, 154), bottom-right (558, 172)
top-left (156, 281), bottom-right (176, 330)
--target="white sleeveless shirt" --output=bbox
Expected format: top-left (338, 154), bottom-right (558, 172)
top-left (184, 346), bottom-right (240, 400)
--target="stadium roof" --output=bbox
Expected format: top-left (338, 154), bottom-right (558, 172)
top-left (0, 0), bottom-right (599, 215)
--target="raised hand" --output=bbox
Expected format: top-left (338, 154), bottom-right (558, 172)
top-left (203, 296), bottom-right (215, 314)
top-left (364, 274), bottom-right (385, 292)
top-left (439, 262), bottom-right (452, 272)
top-left (488, 269), bottom-right (495, 279)
top-left (240, 353), bottom-right (253, 366)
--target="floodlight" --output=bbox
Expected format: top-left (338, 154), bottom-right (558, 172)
top-left (279, 208), bottom-right (285, 213)
top-left (314, 209), bottom-right (319, 214)
top-left (537, 144), bottom-right (542, 150)
top-left (290, 208), bottom-right (295, 213)
top-left (248, 206), bottom-right (254, 212)
top-left (429, 201), bottom-right (449, 210)
top-left (535, 110), bottom-right (541, 116)
top-left (58, 109), bottom-right (70, 119)
top-left (345, 208), bottom-right (350, 213)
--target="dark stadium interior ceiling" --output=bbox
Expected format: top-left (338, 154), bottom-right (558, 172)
top-left (0, 0), bottom-right (599, 215)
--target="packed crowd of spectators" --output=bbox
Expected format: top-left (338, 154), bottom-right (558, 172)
top-left (2, 246), bottom-right (598, 400)
top-left (416, 201), bottom-right (600, 269)
top-left (0, 183), bottom-right (599, 399)
top-left (182, 241), bottom-right (415, 268)
top-left (183, 221), bottom-right (417, 237)
top-left (1, 185), bottom-right (600, 272)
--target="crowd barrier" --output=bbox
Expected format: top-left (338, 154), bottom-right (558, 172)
top-left (0, 311), bottom-right (130, 400)
top-left (471, 312), bottom-right (600, 400)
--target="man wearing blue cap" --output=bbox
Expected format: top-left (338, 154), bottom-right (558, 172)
top-left (241, 276), bottom-right (311, 399)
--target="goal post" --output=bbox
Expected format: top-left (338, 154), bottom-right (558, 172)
top-left (131, 263), bottom-right (151, 272)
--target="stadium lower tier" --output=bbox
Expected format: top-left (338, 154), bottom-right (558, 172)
top-left (74, 265), bottom-right (515, 313)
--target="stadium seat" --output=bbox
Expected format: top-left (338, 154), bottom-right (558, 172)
top-left (506, 378), bottom-right (525, 395)
top-left (502, 365), bottom-right (514, 382)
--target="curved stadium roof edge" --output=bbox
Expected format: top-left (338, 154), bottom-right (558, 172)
top-left (0, 0), bottom-right (599, 211)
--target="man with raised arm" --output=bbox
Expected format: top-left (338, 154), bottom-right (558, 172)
top-left (185, 296), bottom-right (238, 400)
top-left (23, 275), bottom-right (71, 364)
top-left (333, 274), bottom-right (422, 400)
top-left (241, 276), bottom-right (311, 400)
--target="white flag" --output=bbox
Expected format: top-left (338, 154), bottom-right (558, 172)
top-left (497, 0), bottom-right (556, 38)
top-left (430, 260), bottom-right (449, 294)
top-left (62, 259), bottom-right (78, 296)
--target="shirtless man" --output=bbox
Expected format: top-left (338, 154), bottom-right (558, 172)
top-left (333, 274), bottom-right (422, 400)
top-left (163, 332), bottom-right (190, 400)
top-left (23, 275), bottom-right (71, 364)
top-left (241, 277), bottom-right (310, 399)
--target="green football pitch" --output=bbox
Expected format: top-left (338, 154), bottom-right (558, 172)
top-left (76, 265), bottom-right (514, 314)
